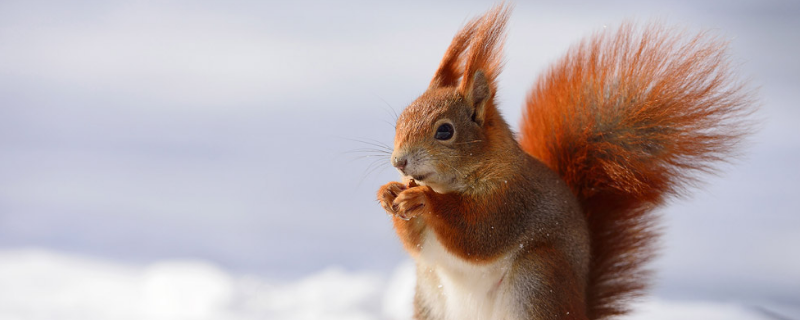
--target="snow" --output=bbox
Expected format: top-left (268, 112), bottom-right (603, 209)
top-left (0, 0), bottom-right (797, 313)
top-left (622, 299), bottom-right (770, 320)
top-left (0, 248), bottom-right (782, 320)
top-left (0, 4), bottom-right (796, 318)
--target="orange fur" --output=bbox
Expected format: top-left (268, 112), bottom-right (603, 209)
top-left (458, 5), bottom-right (509, 97)
top-left (378, 5), bottom-right (753, 320)
top-left (519, 23), bottom-right (753, 318)
top-left (429, 17), bottom-right (480, 89)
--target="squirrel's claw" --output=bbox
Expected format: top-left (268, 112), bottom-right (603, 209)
top-left (393, 187), bottom-right (428, 220)
top-left (378, 181), bottom-right (406, 215)
top-left (378, 181), bottom-right (428, 220)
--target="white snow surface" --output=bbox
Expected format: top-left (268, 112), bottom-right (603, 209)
top-left (0, 248), bottom-right (780, 320)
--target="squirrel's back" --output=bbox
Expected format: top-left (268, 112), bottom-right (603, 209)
top-left (519, 23), bottom-right (754, 318)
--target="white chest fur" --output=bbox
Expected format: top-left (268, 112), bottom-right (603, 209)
top-left (416, 229), bottom-right (519, 320)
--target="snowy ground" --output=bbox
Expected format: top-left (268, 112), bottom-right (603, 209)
top-left (0, 1), bottom-right (798, 319)
top-left (0, 248), bottom-right (784, 320)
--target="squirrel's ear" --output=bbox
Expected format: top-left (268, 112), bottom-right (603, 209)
top-left (429, 19), bottom-right (480, 89)
top-left (467, 70), bottom-right (491, 126)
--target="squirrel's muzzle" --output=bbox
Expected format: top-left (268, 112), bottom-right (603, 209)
top-left (393, 156), bottom-right (408, 172)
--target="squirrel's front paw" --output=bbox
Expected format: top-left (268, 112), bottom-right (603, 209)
top-left (393, 187), bottom-right (428, 220)
top-left (378, 181), bottom-right (407, 215)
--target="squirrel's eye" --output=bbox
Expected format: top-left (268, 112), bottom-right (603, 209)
top-left (434, 123), bottom-right (454, 140)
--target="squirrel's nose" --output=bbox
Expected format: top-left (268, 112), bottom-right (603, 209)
top-left (393, 156), bottom-right (408, 171)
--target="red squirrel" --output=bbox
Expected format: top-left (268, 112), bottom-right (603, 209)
top-left (377, 4), bottom-right (753, 320)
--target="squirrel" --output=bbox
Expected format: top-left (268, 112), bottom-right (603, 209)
top-left (377, 4), bottom-right (753, 320)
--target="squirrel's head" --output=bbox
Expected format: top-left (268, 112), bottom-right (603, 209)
top-left (392, 71), bottom-right (512, 193)
top-left (389, 5), bottom-right (513, 194)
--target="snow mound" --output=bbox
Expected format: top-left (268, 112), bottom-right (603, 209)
top-left (0, 248), bottom-right (780, 320)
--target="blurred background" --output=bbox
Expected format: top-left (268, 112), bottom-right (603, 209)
top-left (0, 0), bottom-right (797, 319)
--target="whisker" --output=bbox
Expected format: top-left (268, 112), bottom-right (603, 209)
top-left (336, 136), bottom-right (394, 152)
top-left (349, 154), bottom-right (392, 159)
top-left (362, 158), bottom-right (386, 177)
top-left (373, 93), bottom-right (400, 123)
top-left (441, 159), bottom-right (465, 178)
top-left (357, 157), bottom-right (393, 189)
top-left (366, 159), bottom-right (391, 177)
top-left (441, 154), bottom-right (473, 158)
top-left (381, 119), bottom-right (397, 129)
top-left (426, 152), bottom-right (467, 179)
top-left (453, 140), bottom-right (483, 145)
top-left (346, 155), bottom-right (390, 166)
top-left (344, 148), bottom-right (392, 155)
top-left (374, 164), bottom-right (392, 178)
top-left (360, 138), bottom-right (393, 150)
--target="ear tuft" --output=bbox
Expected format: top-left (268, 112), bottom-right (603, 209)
top-left (469, 70), bottom-right (491, 126)
top-left (430, 4), bottom-right (510, 90)
top-left (429, 19), bottom-right (481, 89)
top-left (455, 4), bottom-right (510, 126)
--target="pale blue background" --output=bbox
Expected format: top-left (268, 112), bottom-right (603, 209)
top-left (0, 0), bottom-right (797, 317)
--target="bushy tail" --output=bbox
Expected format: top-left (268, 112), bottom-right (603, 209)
top-left (519, 23), bottom-right (754, 319)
